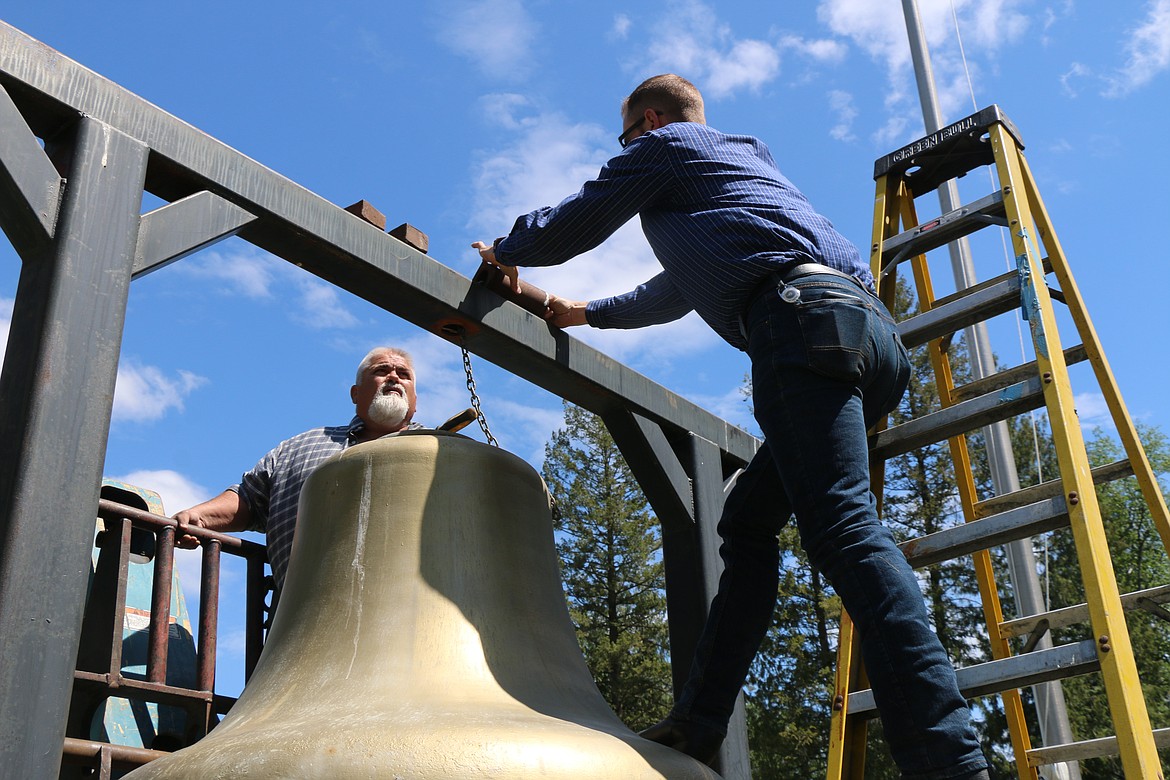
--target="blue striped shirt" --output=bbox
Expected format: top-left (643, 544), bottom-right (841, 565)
top-left (232, 416), bottom-right (423, 592)
top-left (494, 122), bottom-right (871, 350)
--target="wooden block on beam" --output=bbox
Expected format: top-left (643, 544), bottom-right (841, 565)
top-left (344, 200), bottom-right (387, 231)
top-left (389, 223), bottom-right (429, 254)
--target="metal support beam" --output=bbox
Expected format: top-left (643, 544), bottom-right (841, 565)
top-left (604, 409), bottom-right (696, 528)
top-left (0, 116), bottom-right (148, 779)
top-left (133, 191), bottom-right (256, 278)
top-left (0, 82), bottom-right (61, 259)
top-left (686, 434), bottom-right (750, 780)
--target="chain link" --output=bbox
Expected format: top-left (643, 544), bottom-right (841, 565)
top-left (460, 342), bottom-right (498, 447)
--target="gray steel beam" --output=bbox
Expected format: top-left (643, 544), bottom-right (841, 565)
top-left (0, 82), bottom-right (61, 259)
top-left (603, 409), bottom-right (695, 528)
top-left (0, 117), bottom-right (148, 779)
top-left (686, 434), bottom-right (750, 780)
top-left (0, 21), bottom-right (757, 466)
top-left (134, 191), bottom-right (256, 278)
top-left (605, 412), bottom-right (760, 775)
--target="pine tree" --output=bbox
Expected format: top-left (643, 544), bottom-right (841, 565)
top-left (541, 401), bottom-right (672, 730)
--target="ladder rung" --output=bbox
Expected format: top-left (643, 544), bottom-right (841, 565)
top-left (928, 257), bottom-right (1054, 317)
top-left (952, 343), bottom-right (1086, 403)
top-left (899, 495), bottom-right (1069, 569)
top-left (898, 273), bottom-right (1021, 349)
top-left (975, 458), bottom-right (1133, 517)
top-left (1000, 583), bottom-right (1170, 639)
top-left (870, 375), bottom-right (1044, 461)
top-left (846, 639), bottom-right (1098, 718)
top-left (1026, 726), bottom-right (1170, 766)
top-left (880, 191), bottom-right (1007, 272)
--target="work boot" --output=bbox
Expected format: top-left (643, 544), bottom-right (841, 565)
top-left (638, 716), bottom-right (724, 766)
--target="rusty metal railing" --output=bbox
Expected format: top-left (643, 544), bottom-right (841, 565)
top-left (64, 498), bottom-right (270, 779)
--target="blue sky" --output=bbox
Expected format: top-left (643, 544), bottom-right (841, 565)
top-left (2, 1), bottom-right (1168, 696)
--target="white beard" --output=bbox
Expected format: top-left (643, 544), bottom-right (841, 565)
top-left (367, 388), bottom-right (409, 429)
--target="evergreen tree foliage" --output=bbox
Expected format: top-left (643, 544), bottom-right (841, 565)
top-left (541, 401), bottom-right (672, 730)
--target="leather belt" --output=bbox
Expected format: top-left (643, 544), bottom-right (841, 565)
top-left (778, 262), bottom-right (865, 287)
top-left (744, 262), bottom-right (867, 310)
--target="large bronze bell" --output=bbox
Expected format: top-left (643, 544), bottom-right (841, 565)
top-left (126, 430), bottom-right (720, 778)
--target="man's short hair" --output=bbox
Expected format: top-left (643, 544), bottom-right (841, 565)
top-left (355, 347), bottom-right (413, 384)
top-left (623, 74), bottom-right (706, 124)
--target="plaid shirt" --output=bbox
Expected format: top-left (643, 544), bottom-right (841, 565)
top-left (495, 122), bottom-right (870, 351)
top-left (232, 416), bottom-right (423, 592)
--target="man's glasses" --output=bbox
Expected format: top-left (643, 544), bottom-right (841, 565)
top-left (618, 110), bottom-right (663, 149)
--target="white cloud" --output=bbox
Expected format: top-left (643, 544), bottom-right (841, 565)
top-left (818, 0), bottom-right (1030, 144)
top-left (828, 89), bottom-right (858, 141)
top-left (291, 276), bottom-right (360, 329)
top-left (1103, 0), bottom-right (1170, 97)
top-left (2, 297), bottom-right (206, 426)
top-left (490, 397), bottom-right (567, 466)
top-left (642, 1), bottom-right (782, 99)
top-left (113, 469), bottom-right (215, 515)
top-left (436, 0), bottom-right (537, 81)
top-left (778, 34), bottom-right (848, 64)
top-left (179, 245), bottom-right (279, 298)
top-left (477, 93), bottom-right (534, 130)
top-left (1075, 391), bottom-right (1115, 432)
top-left (959, 0), bottom-right (1029, 51)
top-left (611, 13), bottom-right (632, 41)
top-left (177, 244), bottom-right (359, 330)
top-left (706, 40), bottom-right (782, 97)
top-left (113, 362), bottom-right (209, 423)
top-left (818, 0), bottom-right (913, 73)
top-left (1060, 62), bottom-right (1091, 98)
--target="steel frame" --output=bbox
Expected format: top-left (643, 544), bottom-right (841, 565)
top-left (0, 21), bottom-right (758, 778)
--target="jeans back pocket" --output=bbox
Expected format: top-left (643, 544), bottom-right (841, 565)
top-left (794, 297), bottom-right (869, 382)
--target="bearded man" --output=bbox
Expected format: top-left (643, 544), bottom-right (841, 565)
top-left (172, 347), bottom-right (422, 595)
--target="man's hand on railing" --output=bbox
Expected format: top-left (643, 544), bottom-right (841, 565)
top-left (170, 490), bottom-right (252, 548)
top-left (172, 509), bottom-right (209, 549)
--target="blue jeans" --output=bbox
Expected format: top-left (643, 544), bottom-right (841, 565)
top-left (673, 275), bottom-right (987, 779)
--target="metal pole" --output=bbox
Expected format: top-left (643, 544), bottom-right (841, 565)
top-left (0, 116), bottom-right (147, 778)
top-left (899, 3), bottom-right (1080, 778)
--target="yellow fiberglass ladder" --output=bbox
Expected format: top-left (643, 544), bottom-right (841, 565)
top-left (825, 105), bottom-right (1170, 779)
